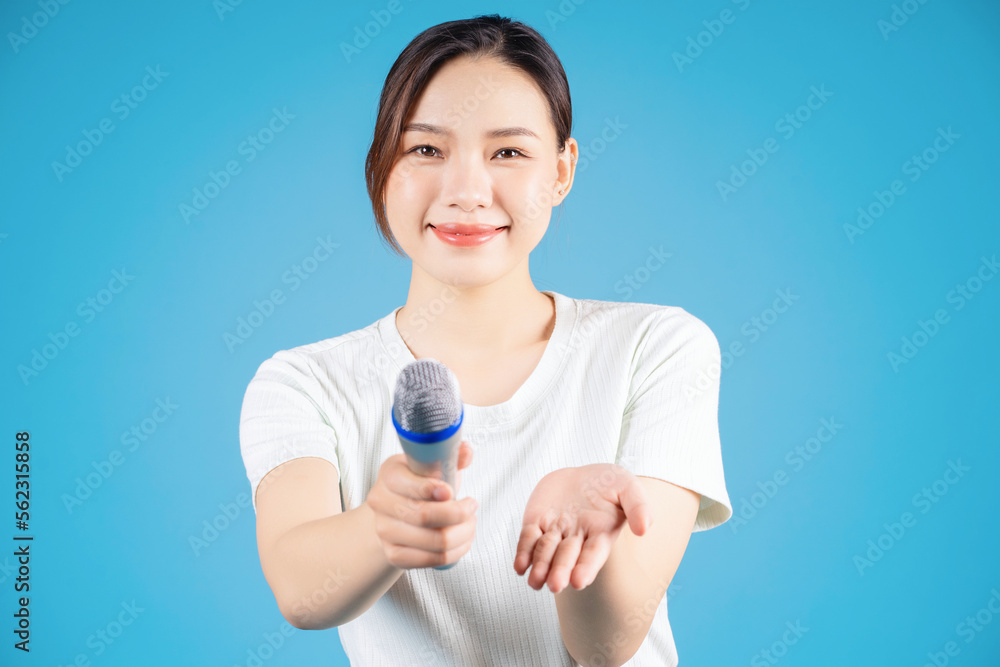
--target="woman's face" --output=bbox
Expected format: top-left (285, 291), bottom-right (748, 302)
top-left (385, 54), bottom-right (576, 288)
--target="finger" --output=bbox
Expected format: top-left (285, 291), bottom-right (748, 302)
top-left (438, 442), bottom-right (472, 499)
top-left (530, 513), bottom-right (575, 589)
top-left (377, 512), bottom-right (477, 553)
top-left (618, 475), bottom-right (653, 535)
top-left (570, 532), bottom-right (615, 590)
top-left (386, 456), bottom-right (451, 502)
top-left (397, 495), bottom-right (478, 528)
top-left (546, 532), bottom-right (584, 593)
top-left (384, 540), bottom-right (474, 570)
top-left (527, 530), bottom-right (563, 590)
top-left (514, 523), bottom-right (543, 575)
top-left (457, 440), bottom-right (473, 469)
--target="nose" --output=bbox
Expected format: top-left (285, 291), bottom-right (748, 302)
top-left (440, 153), bottom-right (493, 212)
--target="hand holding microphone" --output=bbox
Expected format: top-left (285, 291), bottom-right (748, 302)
top-left (366, 359), bottom-right (478, 571)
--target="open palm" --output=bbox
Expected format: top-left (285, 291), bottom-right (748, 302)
top-left (513, 464), bottom-right (652, 593)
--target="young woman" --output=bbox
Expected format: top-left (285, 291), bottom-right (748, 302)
top-left (240, 14), bottom-right (732, 667)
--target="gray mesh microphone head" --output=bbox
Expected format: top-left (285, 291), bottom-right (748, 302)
top-left (392, 358), bottom-right (462, 433)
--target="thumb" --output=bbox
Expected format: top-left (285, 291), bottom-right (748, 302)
top-left (618, 475), bottom-right (653, 536)
top-left (457, 440), bottom-right (474, 469)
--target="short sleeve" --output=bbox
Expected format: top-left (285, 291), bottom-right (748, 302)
top-left (615, 308), bottom-right (732, 532)
top-left (239, 349), bottom-right (341, 515)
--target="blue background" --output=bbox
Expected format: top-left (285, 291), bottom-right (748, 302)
top-left (2, 0), bottom-right (998, 665)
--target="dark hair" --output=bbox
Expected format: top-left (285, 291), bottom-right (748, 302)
top-left (364, 14), bottom-right (573, 257)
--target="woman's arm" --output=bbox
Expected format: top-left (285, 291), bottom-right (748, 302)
top-left (255, 456), bottom-right (404, 629)
top-left (553, 476), bottom-right (699, 667)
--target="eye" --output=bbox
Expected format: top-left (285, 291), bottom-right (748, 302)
top-left (496, 148), bottom-right (526, 159)
top-left (408, 145), bottom-right (440, 158)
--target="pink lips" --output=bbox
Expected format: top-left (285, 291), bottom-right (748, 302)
top-left (430, 223), bottom-right (507, 247)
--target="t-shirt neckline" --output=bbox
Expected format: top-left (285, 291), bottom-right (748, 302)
top-left (376, 290), bottom-right (577, 425)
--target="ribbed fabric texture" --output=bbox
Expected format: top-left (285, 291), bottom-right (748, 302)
top-left (239, 290), bottom-right (732, 666)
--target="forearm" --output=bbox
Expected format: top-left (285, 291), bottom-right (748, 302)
top-left (270, 501), bottom-right (403, 629)
top-left (554, 529), bottom-right (666, 667)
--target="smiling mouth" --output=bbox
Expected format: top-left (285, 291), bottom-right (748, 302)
top-left (429, 225), bottom-right (508, 234)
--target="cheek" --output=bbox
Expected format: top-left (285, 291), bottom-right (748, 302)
top-left (500, 170), bottom-right (553, 227)
top-left (386, 164), bottom-right (434, 220)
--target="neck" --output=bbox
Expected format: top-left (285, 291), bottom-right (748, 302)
top-left (395, 263), bottom-right (555, 360)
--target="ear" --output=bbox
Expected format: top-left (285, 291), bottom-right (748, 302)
top-left (554, 138), bottom-right (579, 204)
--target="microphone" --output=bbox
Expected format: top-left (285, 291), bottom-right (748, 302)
top-left (391, 358), bottom-right (465, 571)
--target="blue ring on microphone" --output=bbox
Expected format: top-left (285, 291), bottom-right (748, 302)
top-left (391, 405), bottom-right (463, 443)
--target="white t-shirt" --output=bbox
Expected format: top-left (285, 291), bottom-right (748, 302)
top-left (239, 290), bottom-right (732, 666)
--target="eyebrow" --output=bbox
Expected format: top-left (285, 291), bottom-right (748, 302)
top-left (402, 122), bottom-right (540, 140)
